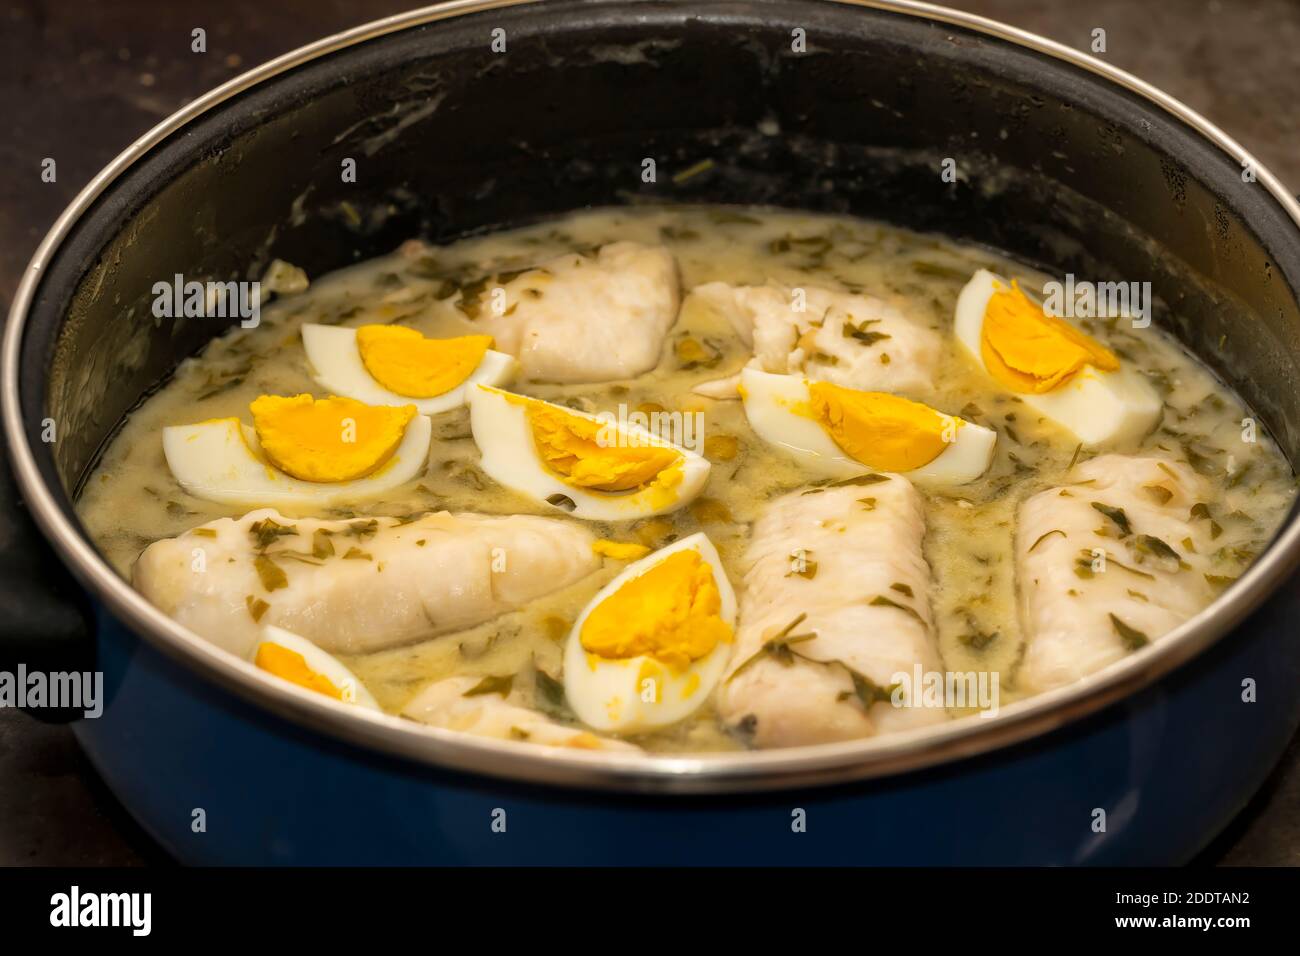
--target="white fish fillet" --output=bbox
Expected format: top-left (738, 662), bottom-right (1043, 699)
top-left (690, 282), bottom-right (941, 397)
top-left (133, 508), bottom-right (599, 658)
top-left (717, 477), bottom-right (947, 748)
top-left (477, 241), bottom-right (680, 383)
top-left (401, 676), bottom-right (640, 752)
top-left (1015, 455), bottom-right (1217, 693)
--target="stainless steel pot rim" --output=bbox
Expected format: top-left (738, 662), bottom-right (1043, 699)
top-left (6, 0), bottom-right (1300, 794)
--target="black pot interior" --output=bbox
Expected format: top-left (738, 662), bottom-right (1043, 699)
top-left (21, 0), bottom-right (1300, 518)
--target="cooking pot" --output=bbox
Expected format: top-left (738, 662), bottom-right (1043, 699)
top-left (5, 0), bottom-right (1300, 864)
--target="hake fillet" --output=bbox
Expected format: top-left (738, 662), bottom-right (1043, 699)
top-left (717, 477), bottom-right (947, 748)
top-left (1015, 455), bottom-right (1216, 693)
top-left (477, 241), bottom-right (680, 383)
top-left (133, 508), bottom-right (599, 658)
top-left (402, 676), bottom-right (640, 752)
top-left (690, 282), bottom-right (941, 396)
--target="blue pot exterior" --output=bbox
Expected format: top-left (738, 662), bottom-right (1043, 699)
top-left (74, 575), bottom-right (1300, 866)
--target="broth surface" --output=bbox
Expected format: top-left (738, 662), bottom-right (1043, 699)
top-left (77, 205), bottom-right (1297, 753)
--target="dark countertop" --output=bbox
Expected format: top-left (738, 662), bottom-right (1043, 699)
top-left (1, 0), bottom-right (1297, 865)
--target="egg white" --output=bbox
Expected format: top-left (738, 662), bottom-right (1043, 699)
top-left (740, 368), bottom-right (996, 484)
top-left (468, 385), bottom-right (711, 520)
top-left (563, 533), bottom-right (736, 734)
top-left (954, 269), bottom-right (1162, 446)
top-left (301, 324), bottom-right (518, 415)
top-left (253, 625), bottom-right (380, 709)
top-left (163, 414), bottom-right (431, 508)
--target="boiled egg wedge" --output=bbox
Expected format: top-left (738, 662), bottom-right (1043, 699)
top-left (164, 394), bottom-right (431, 507)
top-left (468, 385), bottom-right (711, 520)
top-left (954, 269), bottom-right (1162, 445)
top-left (740, 368), bottom-right (996, 484)
top-left (563, 533), bottom-right (736, 734)
top-left (252, 625), bottom-right (380, 710)
top-left (301, 324), bottom-right (518, 414)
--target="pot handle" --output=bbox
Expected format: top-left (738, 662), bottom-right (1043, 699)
top-left (0, 452), bottom-right (94, 720)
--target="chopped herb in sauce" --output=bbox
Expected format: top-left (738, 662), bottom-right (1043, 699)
top-left (1134, 534), bottom-right (1179, 562)
top-left (1066, 443), bottom-right (1084, 471)
top-left (342, 519), bottom-right (379, 540)
top-left (846, 670), bottom-right (895, 708)
top-left (464, 674), bottom-right (514, 697)
top-left (869, 594), bottom-right (923, 624)
top-left (728, 613), bottom-right (818, 680)
top-left (312, 529), bottom-right (335, 559)
top-left (842, 319), bottom-right (891, 346)
top-left (831, 473), bottom-right (889, 487)
top-left (1109, 613), bottom-right (1150, 650)
top-left (957, 625), bottom-right (998, 651)
top-left (245, 595), bottom-right (270, 621)
top-left (533, 666), bottom-right (570, 719)
top-left (253, 555), bottom-right (288, 592)
top-left (250, 518), bottom-right (297, 551)
top-left (1142, 484), bottom-right (1174, 505)
top-left (672, 158), bottom-right (716, 185)
top-left (1028, 529), bottom-right (1066, 552)
top-left (1090, 502), bottom-right (1132, 537)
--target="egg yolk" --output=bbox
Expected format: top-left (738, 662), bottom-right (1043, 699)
top-left (250, 394), bottom-right (416, 483)
top-left (523, 399), bottom-right (682, 493)
top-left (805, 383), bottom-right (949, 472)
top-left (356, 326), bottom-right (494, 398)
top-left (255, 643), bottom-right (346, 700)
top-left (593, 539), bottom-right (653, 560)
top-left (580, 550), bottom-right (732, 671)
top-left (980, 281), bottom-right (1119, 393)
